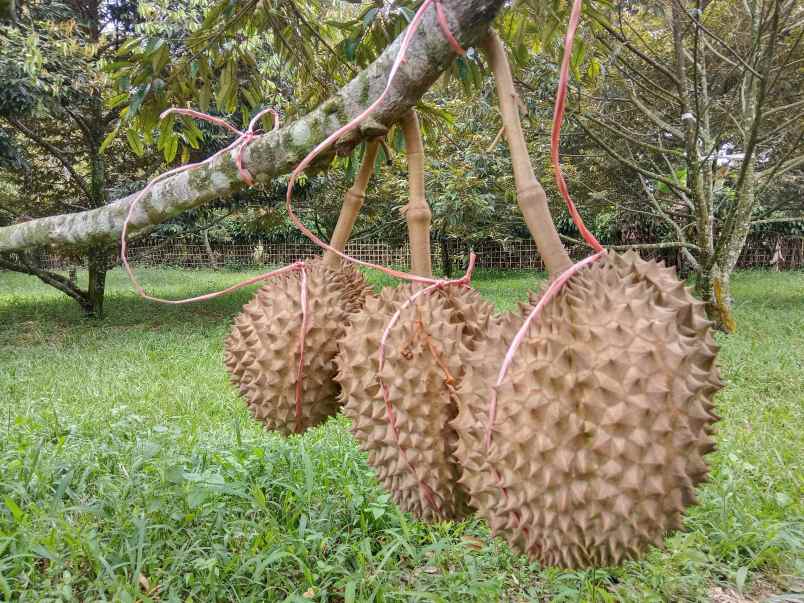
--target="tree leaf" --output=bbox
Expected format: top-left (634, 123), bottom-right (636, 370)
top-left (99, 126), bottom-right (119, 154)
top-left (163, 134), bottom-right (178, 163)
top-left (3, 497), bottom-right (24, 523)
top-left (126, 128), bottom-right (144, 157)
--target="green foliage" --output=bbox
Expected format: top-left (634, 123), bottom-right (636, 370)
top-left (0, 0), bottom-right (147, 223)
top-left (0, 268), bottom-right (802, 600)
top-left (0, 128), bottom-right (27, 172)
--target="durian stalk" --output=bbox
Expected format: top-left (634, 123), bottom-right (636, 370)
top-left (324, 140), bottom-right (381, 268)
top-left (401, 110), bottom-right (433, 278)
top-left (482, 31), bottom-right (572, 277)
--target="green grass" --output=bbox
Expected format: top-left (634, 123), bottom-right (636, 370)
top-left (0, 267), bottom-right (802, 602)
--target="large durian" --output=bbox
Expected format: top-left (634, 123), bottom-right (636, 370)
top-left (452, 251), bottom-right (722, 568)
top-left (336, 283), bottom-right (495, 521)
top-left (447, 33), bottom-right (723, 568)
top-left (224, 257), bottom-right (372, 435)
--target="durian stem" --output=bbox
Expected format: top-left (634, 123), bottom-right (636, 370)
top-left (482, 31), bottom-right (572, 278)
top-left (401, 110), bottom-right (433, 278)
top-left (324, 140), bottom-right (381, 268)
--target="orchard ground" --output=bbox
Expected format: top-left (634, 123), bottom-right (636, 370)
top-left (0, 267), bottom-right (802, 602)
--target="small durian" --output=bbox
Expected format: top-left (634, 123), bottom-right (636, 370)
top-left (336, 284), bottom-right (495, 521)
top-left (224, 258), bottom-right (372, 436)
top-left (452, 251), bottom-right (722, 568)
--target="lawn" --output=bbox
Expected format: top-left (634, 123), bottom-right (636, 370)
top-left (0, 267), bottom-right (802, 602)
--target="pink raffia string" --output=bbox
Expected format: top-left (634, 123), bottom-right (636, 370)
top-left (435, 0), bottom-right (466, 56)
top-left (550, 0), bottom-right (603, 253)
top-left (117, 0), bottom-right (464, 449)
top-left (120, 106), bottom-right (281, 304)
top-left (484, 0), bottom-right (608, 452)
top-left (118, 107), bottom-right (312, 428)
top-left (271, 0), bottom-right (466, 510)
top-left (483, 251), bottom-right (605, 450)
top-left (294, 264), bottom-right (309, 433)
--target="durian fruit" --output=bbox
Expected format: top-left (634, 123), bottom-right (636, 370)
top-left (336, 110), bottom-right (497, 521)
top-left (224, 258), bottom-right (372, 435)
top-left (452, 250), bottom-right (722, 568)
top-left (336, 283), bottom-right (495, 521)
top-left (224, 141), bottom-right (380, 436)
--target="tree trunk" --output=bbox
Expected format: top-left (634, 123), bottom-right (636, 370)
top-left (202, 229), bottom-right (219, 268)
top-left (84, 248), bottom-right (108, 318)
top-left (695, 264), bottom-right (736, 333)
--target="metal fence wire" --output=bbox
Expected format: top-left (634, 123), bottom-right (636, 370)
top-left (36, 235), bottom-right (804, 272)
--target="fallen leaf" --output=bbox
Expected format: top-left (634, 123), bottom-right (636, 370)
top-left (462, 536), bottom-right (484, 550)
top-left (138, 574), bottom-right (150, 591)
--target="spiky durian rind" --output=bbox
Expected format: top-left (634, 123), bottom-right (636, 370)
top-left (336, 284), bottom-right (495, 521)
top-left (224, 258), bottom-right (372, 436)
top-left (453, 251), bottom-right (722, 568)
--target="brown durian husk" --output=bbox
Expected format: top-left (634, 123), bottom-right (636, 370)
top-left (224, 141), bottom-right (380, 436)
top-left (336, 110), bottom-right (496, 521)
top-left (336, 283), bottom-right (495, 520)
top-left (224, 257), bottom-right (372, 435)
top-left (452, 251), bottom-right (722, 568)
top-left (448, 32), bottom-right (723, 568)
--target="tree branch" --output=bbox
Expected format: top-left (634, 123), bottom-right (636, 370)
top-left (578, 113), bottom-right (685, 156)
top-left (0, 253), bottom-right (90, 308)
top-left (0, 0), bottom-right (503, 254)
top-left (592, 15), bottom-right (681, 85)
top-left (576, 119), bottom-right (693, 195)
top-left (749, 216), bottom-right (804, 226)
top-left (6, 119), bottom-right (92, 199)
top-left (672, 0), bottom-right (765, 78)
top-left (626, 87), bottom-right (684, 139)
top-left (558, 233), bottom-right (701, 252)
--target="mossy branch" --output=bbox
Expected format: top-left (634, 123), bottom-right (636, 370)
top-left (0, 0), bottom-right (503, 255)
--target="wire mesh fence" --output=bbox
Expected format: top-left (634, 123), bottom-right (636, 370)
top-left (35, 234), bottom-right (804, 273)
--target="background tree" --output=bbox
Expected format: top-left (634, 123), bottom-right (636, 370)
top-left (574, 0), bottom-right (804, 330)
top-left (0, 0), bottom-right (141, 316)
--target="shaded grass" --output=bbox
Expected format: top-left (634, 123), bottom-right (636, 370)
top-left (0, 267), bottom-right (802, 601)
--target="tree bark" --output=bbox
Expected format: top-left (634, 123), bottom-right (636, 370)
top-left (85, 248), bottom-right (108, 318)
top-left (0, 0), bottom-right (503, 255)
top-left (694, 265), bottom-right (736, 334)
top-left (202, 229), bottom-right (219, 268)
